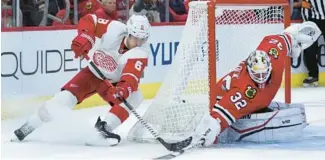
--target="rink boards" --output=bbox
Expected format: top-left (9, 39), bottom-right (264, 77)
top-left (1, 23), bottom-right (325, 117)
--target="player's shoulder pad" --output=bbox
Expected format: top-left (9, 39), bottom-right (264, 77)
top-left (106, 20), bottom-right (128, 35)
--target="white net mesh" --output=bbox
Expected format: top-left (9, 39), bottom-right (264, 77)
top-left (127, 1), bottom-right (285, 143)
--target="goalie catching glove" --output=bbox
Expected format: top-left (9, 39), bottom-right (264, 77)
top-left (283, 21), bottom-right (321, 58)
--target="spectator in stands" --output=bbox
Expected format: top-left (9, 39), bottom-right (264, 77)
top-left (156, 0), bottom-right (171, 22)
top-left (169, 0), bottom-right (187, 22)
top-left (95, 0), bottom-right (120, 21)
top-left (52, 0), bottom-right (101, 26)
top-left (20, 0), bottom-right (40, 26)
top-left (130, 0), bottom-right (171, 22)
top-left (18, 0), bottom-right (65, 26)
top-left (116, 0), bottom-right (134, 22)
top-left (78, 0), bottom-right (101, 17)
top-left (1, 0), bottom-right (13, 27)
top-left (47, 0), bottom-right (66, 25)
top-left (291, 0), bottom-right (302, 20)
top-left (130, 0), bottom-right (160, 22)
top-left (169, 0), bottom-right (186, 15)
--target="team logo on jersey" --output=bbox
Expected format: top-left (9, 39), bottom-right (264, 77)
top-left (93, 50), bottom-right (118, 72)
top-left (245, 85), bottom-right (257, 99)
top-left (268, 48), bottom-right (278, 59)
top-left (86, 2), bottom-right (93, 10)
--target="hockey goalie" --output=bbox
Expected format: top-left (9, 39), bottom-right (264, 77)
top-left (189, 21), bottom-right (321, 147)
top-left (12, 14), bottom-right (151, 146)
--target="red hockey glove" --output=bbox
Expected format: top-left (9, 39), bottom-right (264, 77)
top-left (107, 82), bottom-right (132, 105)
top-left (71, 32), bottom-right (95, 58)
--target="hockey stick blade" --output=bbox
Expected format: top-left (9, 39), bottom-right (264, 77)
top-left (84, 142), bottom-right (119, 147)
top-left (153, 150), bottom-right (184, 160)
top-left (157, 137), bottom-right (192, 151)
top-left (153, 138), bottom-right (205, 160)
top-left (84, 137), bottom-right (120, 147)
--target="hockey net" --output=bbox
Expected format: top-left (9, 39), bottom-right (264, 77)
top-left (128, 0), bottom-right (291, 143)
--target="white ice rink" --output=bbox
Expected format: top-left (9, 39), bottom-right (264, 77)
top-left (2, 87), bottom-right (325, 160)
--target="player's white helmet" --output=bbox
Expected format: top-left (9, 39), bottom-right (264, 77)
top-left (283, 21), bottom-right (321, 58)
top-left (126, 15), bottom-right (151, 43)
top-left (246, 50), bottom-right (272, 88)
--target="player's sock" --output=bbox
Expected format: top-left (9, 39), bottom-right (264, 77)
top-left (12, 91), bottom-right (78, 141)
top-left (94, 117), bottom-right (121, 143)
top-left (103, 104), bottom-right (130, 130)
top-left (12, 103), bottom-right (48, 141)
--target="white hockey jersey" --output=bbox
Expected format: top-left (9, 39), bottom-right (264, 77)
top-left (77, 14), bottom-right (150, 91)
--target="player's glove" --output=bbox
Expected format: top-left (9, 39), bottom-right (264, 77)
top-left (71, 32), bottom-right (95, 58)
top-left (107, 82), bottom-right (132, 105)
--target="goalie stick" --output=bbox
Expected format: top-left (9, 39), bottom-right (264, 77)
top-left (83, 55), bottom-right (193, 152)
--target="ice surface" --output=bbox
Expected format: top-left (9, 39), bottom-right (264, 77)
top-left (1, 87), bottom-right (325, 160)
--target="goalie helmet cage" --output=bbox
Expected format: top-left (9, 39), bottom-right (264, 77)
top-left (128, 0), bottom-right (291, 143)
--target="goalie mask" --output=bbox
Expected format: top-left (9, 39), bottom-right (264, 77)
top-left (246, 50), bottom-right (272, 88)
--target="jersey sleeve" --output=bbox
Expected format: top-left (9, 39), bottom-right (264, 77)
top-left (256, 34), bottom-right (292, 90)
top-left (256, 34), bottom-right (292, 61)
top-left (119, 47), bottom-right (149, 92)
top-left (77, 14), bottom-right (112, 38)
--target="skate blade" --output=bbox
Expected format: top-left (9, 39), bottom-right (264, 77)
top-left (303, 82), bottom-right (318, 87)
top-left (10, 135), bottom-right (23, 142)
top-left (85, 137), bottom-right (119, 147)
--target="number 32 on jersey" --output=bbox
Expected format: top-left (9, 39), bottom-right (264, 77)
top-left (222, 75), bottom-right (248, 110)
top-left (230, 92), bottom-right (247, 110)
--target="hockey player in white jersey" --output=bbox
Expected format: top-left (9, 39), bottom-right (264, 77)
top-left (13, 14), bottom-right (151, 145)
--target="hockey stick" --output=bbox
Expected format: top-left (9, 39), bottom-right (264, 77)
top-left (154, 138), bottom-right (205, 160)
top-left (83, 55), bottom-right (193, 152)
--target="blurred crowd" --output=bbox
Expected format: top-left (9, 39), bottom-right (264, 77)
top-left (1, 0), bottom-right (303, 28)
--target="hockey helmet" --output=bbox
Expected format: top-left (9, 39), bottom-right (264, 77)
top-left (126, 15), bottom-right (151, 44)
top-left (246, 50), bottom-right (272, 88)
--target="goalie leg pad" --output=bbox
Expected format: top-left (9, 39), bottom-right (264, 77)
top-left (219, 102), bottom-right (307, 143)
